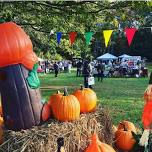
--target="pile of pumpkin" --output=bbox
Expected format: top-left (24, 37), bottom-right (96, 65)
top-left (84, 120), bottom-right (138, 152)
top-left (41, 86), bottom-right (118, 152)
top-left (42, 85), bottom-right (98, 122)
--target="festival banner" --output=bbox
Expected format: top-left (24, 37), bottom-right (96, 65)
top-left (57, 32), bottom-right (62, 45)
top-left (85, 32), bottom-right (93, 45)
top-left (69, 32), bottom-right (77, 46)
top-left (103, 30), bottom-right (113, 47)
top-left (125, 28), bottom-right (137, 46)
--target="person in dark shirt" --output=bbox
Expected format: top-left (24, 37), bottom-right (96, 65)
top-left (97, 61), bottom-right (104, 82)
top-left (82, 60), bottom-right (92, 88)
top-left (53, 62), bottom-right (59, 77)
top-left (76, 60), bottom-right (82, 77)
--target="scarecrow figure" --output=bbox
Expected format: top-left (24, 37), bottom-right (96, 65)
top-left (0, 22), bottom-right (47, 131)
top-left (140, 72), bottom-right (152, 146)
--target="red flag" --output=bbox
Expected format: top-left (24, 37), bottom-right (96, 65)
top-left (125, 28), bottom-right (137, 46)
top-left (69, 32), bottom-right (77, 45)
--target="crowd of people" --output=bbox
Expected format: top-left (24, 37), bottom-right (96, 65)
top-left (76, 59), bottom-right (148, 79)
top-left (37, 58), bottom-right (148, 88)
top-left (37, 60), bottom-right (72, 77)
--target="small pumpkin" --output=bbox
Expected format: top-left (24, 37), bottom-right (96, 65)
top-left (117, 121), bottom-right (136, 133)
top-left (51, 87), bottom-right (80, 121)
top-left (115, 123), bottom-right (136, 151)
top-left (41, 103), bottom-right (51, 122)
top-left (48, 91), bottom-right (63, 107)
top-left (85, 133), bottom-right (116, 152)
top-left (73, 85), bottom-right (97, 113)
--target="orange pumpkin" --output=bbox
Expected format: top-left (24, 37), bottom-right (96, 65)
top-left (41, 103), bottom-right (51, 122)
top-left (51, 87), bottom-right (80, 121)
top-left (115, 124), bottom-right (136, 151)
top-left (73, 85), bottom-right (97, 113)
top-left (0, 22), bottom-right (38, 70)
top-left (85, 133), bottom-right (116, 152)
top-left (48, 91), bottom-right (63, 107)
top-left (117, 121), bottom-right (136, 133)
top-left (0, 117), bottom-right (4, 127)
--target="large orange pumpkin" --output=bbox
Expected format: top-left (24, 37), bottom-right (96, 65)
top-left (115, 124), bottom-right (136, 151)
top-left (51, 88), bottom-right (80, 121)
top-left (48, 91), bottom-right (63, 107)
top-left (73, 85), bottom-right (97, 113)
top-left (0, 22), bottom-right (37, 70)
top-left (85, 133), bottom-right (116, 152)
top-left (117, 121), bottom-right (136, 133)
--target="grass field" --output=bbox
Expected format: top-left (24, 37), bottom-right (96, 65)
top-left (39, 67), bottom-right (151, 128)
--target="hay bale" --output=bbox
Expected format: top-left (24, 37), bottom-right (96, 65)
top-left (0, 106), bottom-right (114, 152)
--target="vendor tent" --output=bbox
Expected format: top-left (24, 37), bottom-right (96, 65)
top-left (38, 57), bottom-right (45, 62)
top-left (97, 53), bottom-right (117, 60)
top-left (119, 54), bottom-right (132, 59)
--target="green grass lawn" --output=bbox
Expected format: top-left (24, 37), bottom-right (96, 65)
top-left (39, 68), bottom-right (150, 128)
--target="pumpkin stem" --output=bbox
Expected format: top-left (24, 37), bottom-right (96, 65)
top-left (63, 87), bottom-right (68, 96)
top-left (149, 72), bottom-right (152, 84)
top-left (80, 85), bottom-right (84, 90)
top-left (120, 122), bottom-right (127, 131)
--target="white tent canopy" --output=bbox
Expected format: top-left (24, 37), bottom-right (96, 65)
top-left (118, 54), bottom-right (132, 58)
top-left (97, 53), bottom-right (117, 60)
top-left (38, 57), bottom-right (45, 62)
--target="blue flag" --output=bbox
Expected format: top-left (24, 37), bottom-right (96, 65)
top-left (57, 32), bottom-right (62, 44)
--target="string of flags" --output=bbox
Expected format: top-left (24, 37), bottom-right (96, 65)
top-left (55, 27), bottom-right (152, 47)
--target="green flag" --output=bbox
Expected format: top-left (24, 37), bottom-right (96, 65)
top-left (85, 32), bottom-right (93, 45)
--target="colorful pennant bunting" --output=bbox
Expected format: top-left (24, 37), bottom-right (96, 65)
top-left (103, 30), bottom-right (113, 47)
top-left (69, 32), bottom-right (77, 46)
top-left (125, 28), bottom-right (137, 46)
top-left (57, 32), bottom-right (62, 45)
top-left (85, 32), bottom-right (93, 45)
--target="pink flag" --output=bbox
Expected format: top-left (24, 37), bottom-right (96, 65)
top-left (125, 28), bottom-right (137, 46)
top-left (69, 32), bottom-right (77, 45)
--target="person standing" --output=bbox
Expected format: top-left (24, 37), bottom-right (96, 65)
top-left (68, 61), bottom-right (72, 74)
top-left (97, 61), bottom-right (104, 82)
top-left (76, 60), bottom-right (82, 77)
top-left (53, 62), bottom-right (59, 77)
top-left (82, 60), bottom-right (92, 88)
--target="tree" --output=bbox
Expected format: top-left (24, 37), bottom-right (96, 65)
top-left (0, 1), bottom-right (151, 59)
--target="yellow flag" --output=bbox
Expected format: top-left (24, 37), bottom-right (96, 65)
top-left (103, 30), bottom-right (113, 47)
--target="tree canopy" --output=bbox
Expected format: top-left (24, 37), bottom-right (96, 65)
top-left (0, 1), bottom-right (152, 60)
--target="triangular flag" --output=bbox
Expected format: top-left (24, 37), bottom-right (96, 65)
top-left (85, 32), bottom-right (93, 45)
top-left (103, 30), bottom-right (113, 47)
top-left (57, 32), bottom-right (62, 45)
top-left (125, 28), bottom-right (137, 46)
top-left (69, 32), bottom-right (77, 46)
